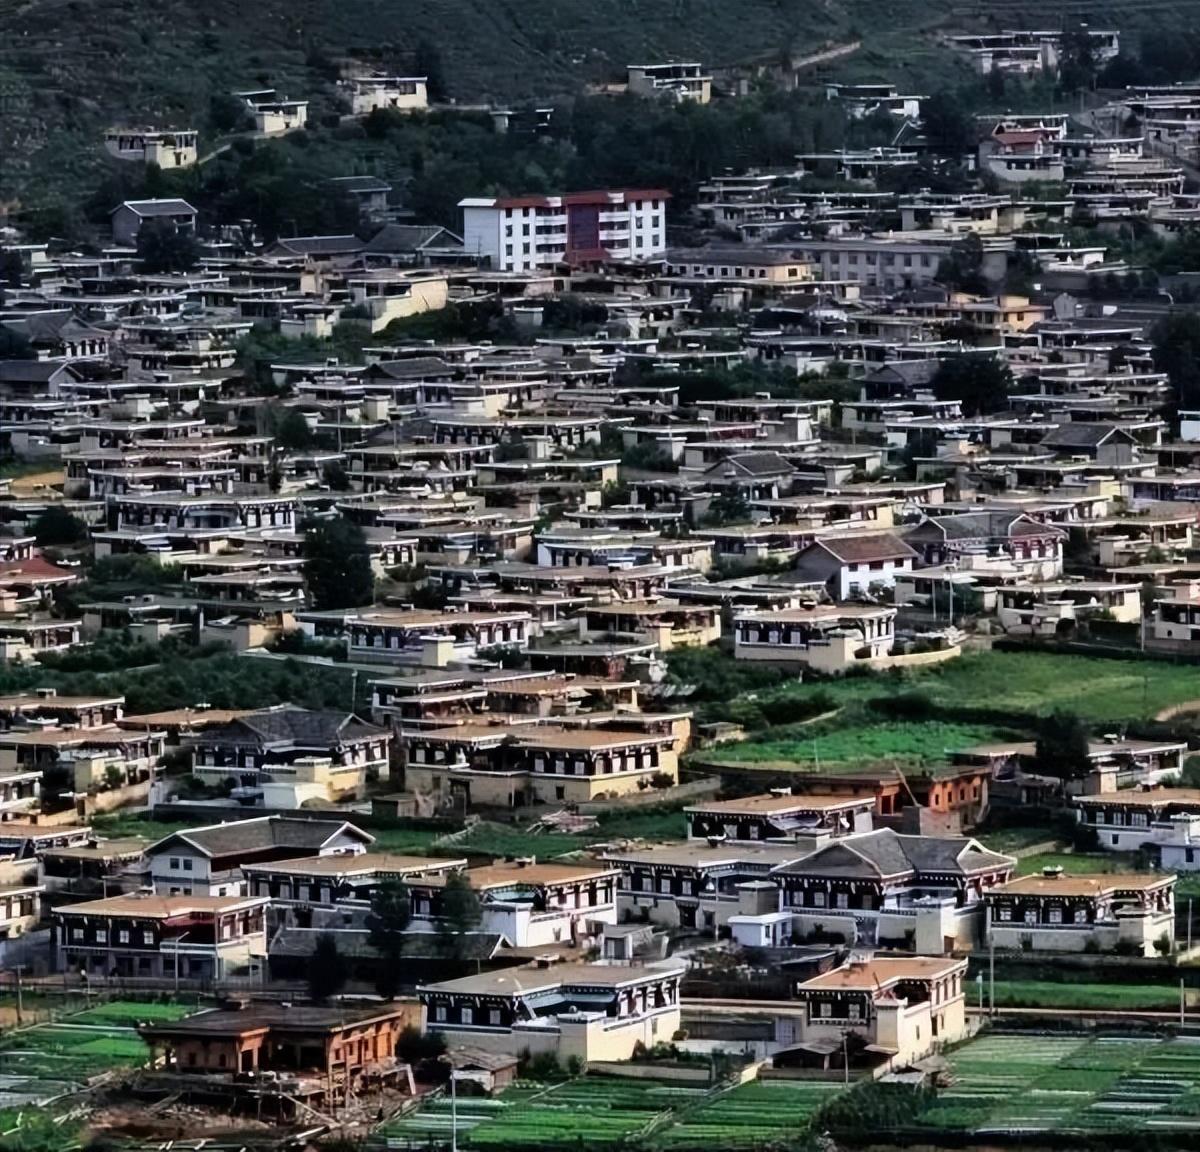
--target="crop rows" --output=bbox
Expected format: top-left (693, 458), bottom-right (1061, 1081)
top-left (387, 1076), bottom-right (849, 1151)
top-left (921, 1032), bottom-right (1200, 1135)
top-left (655, 1080), bottom-right (843, 1148)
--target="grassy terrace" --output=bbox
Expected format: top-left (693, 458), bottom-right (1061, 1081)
top-left (696, 648), bottom-right (1200, 773)
top-left (989, 981), bottom-right (1186, 1012)
top-left (703, 720), bottom-right (1008, 771)
top-left (754, 650), bottom-right (1200, 723)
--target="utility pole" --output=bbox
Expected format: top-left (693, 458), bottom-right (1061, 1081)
top-left (14, 966), bottom-right (23, 1027)
top-left (842, 1032), bottom-right (849, 1086)
top-left (989, 944), bottom-right (995, 1018)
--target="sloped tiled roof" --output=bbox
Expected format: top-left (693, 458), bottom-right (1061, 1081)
top-left (773, 829), bottom-right (1013, 881)
top-left (189, 706), bottom-right (385, 749)
top-left (149, 815), bottom-right (373, 859)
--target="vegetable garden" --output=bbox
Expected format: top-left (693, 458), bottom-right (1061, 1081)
top-left (383, 1075), bottom-right (844, 1150)
top-left (920, 1031), bottom-right (1200, 1135)
top-left (0, 999), bottom-right (191, 1108)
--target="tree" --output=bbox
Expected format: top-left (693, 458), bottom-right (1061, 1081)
top-left (366, 880), bottom-right (412, 1000)
top-left (439, 870), bottom-right (482, 959)
top-left (1152, 311), bottom-right (1200, 410)
top-left (322, 460), bottom-right (352, 490)
top-left (308, 933), bottom-right (347, 1001)
top-left (934, 233), bottom-right (989, 294)
top-left (209, 92), bottom-right (252, 133)
top-left (930, 354), bottom-right (1014, 417)
top-left (0, 325), bottom-right (34, 360)
top-left (33, 505), bottom-right (88, 547)
top-left (272, 407), bottom-right (315, 451)
top-left (136, 220), bottom-right (199, 274)
top-left (415, 39), bottom-right (448, 103)
top-left (921, 90), bottom-right (974, 157)
top-left (701, 491), bottom-right (752, 526)
top-left (303, 517), bottom-right (375, 610)
top-left (1058, 26), bottom-right (1097, 94)
top-left (1034, 710), bottom-right (1091, 780)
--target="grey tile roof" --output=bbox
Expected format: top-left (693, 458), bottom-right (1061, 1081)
top-left (366, 224), bottom-right (463, 254)
top-left (190, 706), bottom-right (385, 750)
top-left (773, 829), bottom-right (1012, 881)
top-left (269, 927), bottom-right (504, 961)
top-left (150, 816), bottom-right (371, 859)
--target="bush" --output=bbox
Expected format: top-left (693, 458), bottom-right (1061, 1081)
top-left (867, 691), bottom-right (935, 720)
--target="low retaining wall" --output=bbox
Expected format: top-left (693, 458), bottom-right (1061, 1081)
top-left (588, 1062), bottom-right (711, 1083)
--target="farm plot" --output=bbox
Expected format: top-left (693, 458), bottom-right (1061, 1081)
top-left (0, 1002), bottom-right (183, 1107)
top-left (655, 1079), bottom-right (843, 1148)
top-left (920, 1032), bottom-right (1200, 1136)
top-left (384, 1078), bottom-right (710, 1150)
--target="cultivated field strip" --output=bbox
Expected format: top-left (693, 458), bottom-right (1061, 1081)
top-left (383, 1076), bottom-right (840, 1150)
top-left (922, 1032), bottom-right (1200, 1134)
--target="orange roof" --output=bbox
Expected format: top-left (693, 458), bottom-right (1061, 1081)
top-left (995, 872), bottom-right (1173, 897)
top-left (800, 956), bottom-right (966, 992)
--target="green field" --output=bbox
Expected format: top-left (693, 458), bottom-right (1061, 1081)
top-left (706, 720), bottom-right (1008, 771)
top-left (383, 1076), bottom-right (845, 1150)
top-left (1015, 852), bottom-right (1142, 876)
top-left (920, 1032), bottom-right (1200, 1135)
top-left (728, 650), bottom-right (1200, 724)
top-left (385, 1078), bottom-right (708, 1149)
top-left (990, 980), bottom-right (1183, 1012)
top-left (0, 1000), bottom-right (193, 1108)
top-left (655, 1079), bottom-right (843, 1148)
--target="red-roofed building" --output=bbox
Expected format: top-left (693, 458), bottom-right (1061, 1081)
top-left (460, 189), bottom-right (669, 272)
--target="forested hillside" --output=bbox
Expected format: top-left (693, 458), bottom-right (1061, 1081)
top-left (3, 0), bottom-right (1200, 213)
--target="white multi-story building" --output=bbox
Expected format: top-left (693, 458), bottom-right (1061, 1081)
top-left (460, 189), bottom-right (669, 272)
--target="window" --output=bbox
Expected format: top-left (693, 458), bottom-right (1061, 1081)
top-left (170, 857), bottom-right (180, 870)
top-left (1074, 908), bottom-right (1088, 924)
top-left (462, 1007), bottom-right (474, 1025)
top-left (118, 930), bottom-right (130, 944)
top-left (143, 930), bottom-right (154, 944)
top-left (1024, 909), bottom-right (1038, 925)
top-left (95, 929), bottom-right (107, 944)
top-left (71, 927), bottom-right (84, 941)
top-left (1048, 906), bottom-right (1062, 924)
top-left (183, 858), bottom-right (193, 871)
top-left (435, 1006), bottom-right (447, 1022)
top-left (813, 890), bottom-right (827, 908)
top-left (997, 906), bottom-right (1012, 922)
top-left (819, 1002), bottom-right (831, 1018)
top-left (848, 1003), bottom-right (860, 1019)
top-left (489, 1009), bottom-right (501, 1025)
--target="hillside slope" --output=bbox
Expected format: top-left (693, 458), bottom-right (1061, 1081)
top-left (3, 0), bottom-right (1200, 208)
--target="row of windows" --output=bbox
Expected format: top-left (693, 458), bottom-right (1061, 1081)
top-left (994, 906), bottom-right (1089, 924)
top-left (835, 252), bottom-right (935, 268)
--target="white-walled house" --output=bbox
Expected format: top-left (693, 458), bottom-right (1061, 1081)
top-left (793, 532), bottom-right (918, 599)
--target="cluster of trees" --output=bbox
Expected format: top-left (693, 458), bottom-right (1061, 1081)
top-left (930, 354), bottom-right (1014, 417)
top-left (1099, 30), bottom-right (1200, 89)
top-left (46, 84), bottom-right (858, 244)
top-left (302, 517), bottom-right (376, 611)
top-left (309, 874), bottom-right (483, 1001)
top-left (1152, 311), bottom-right (1200, 411)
